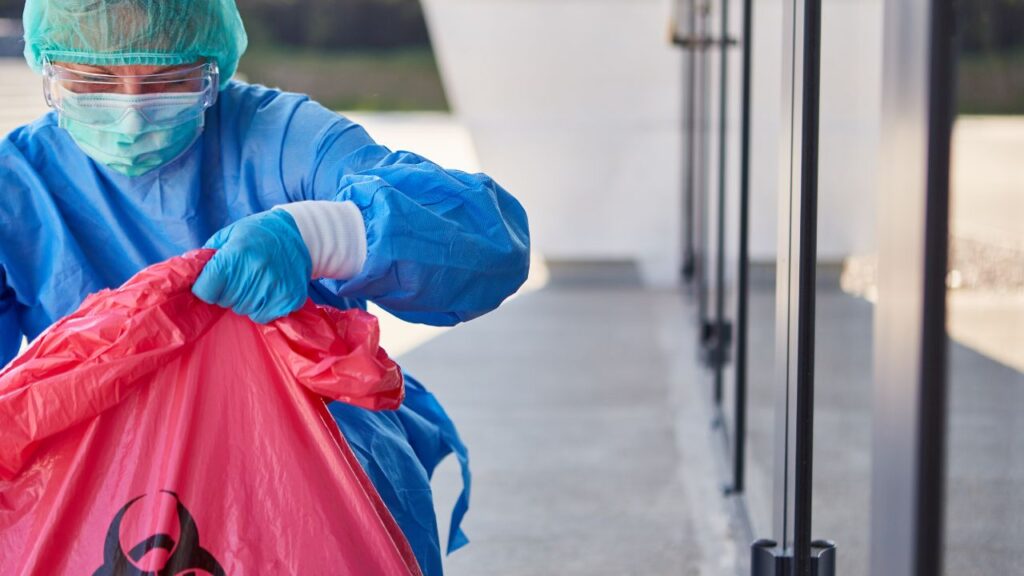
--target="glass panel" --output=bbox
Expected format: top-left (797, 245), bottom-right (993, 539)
top-left (943, 1), bottom-right (1024, 572)
top-left (742, 0), bottom-right (787, 538)
top-left (811, 0), bottom-right (884, 573)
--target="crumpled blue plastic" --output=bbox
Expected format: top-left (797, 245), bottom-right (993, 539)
top-left (330, 374), bottom-right (471, 576)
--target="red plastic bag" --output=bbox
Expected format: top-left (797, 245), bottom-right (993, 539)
top-left (0, 250), bottom-right (421, 575)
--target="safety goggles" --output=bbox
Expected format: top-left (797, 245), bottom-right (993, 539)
top-left (42, 60), bottom-right (219, 114)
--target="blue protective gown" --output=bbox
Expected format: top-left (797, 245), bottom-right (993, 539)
top-left (0, 81), bottom-right (530, 576)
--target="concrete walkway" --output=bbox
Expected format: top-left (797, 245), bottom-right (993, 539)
top-left (400, 264), bottom-right (744, 575)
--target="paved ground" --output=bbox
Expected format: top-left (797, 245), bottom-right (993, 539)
top-left (401, 264), bottom-right (745, 575)
top-left (952, 117), bottom-right (1024, 248)
top-left (382, 258), bottom-right (1022, 576)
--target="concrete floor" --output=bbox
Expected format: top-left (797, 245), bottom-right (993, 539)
top-left (397, 264), bottom-right (745, 576)
top-left (390, 259), bottom-right (1023, 576)
top-left (952, 117), bottom-right (1024, 248)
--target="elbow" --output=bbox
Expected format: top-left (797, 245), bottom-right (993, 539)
top-left (500, 193), bottom-right (532, 298)
top-left (495, 184), bottom-right (532, 299)
top-left (429, 222), bottom-right (531, 326)
top-left (471, 219), bottom-right (532, 318)
top-left (458, 172), bottom-right (532, 312)
top-left (505, 232), bottom-right (532, 298)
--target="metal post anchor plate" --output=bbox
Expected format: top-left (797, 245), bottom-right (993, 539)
top-left (751, 539), bottom-right (837, 576)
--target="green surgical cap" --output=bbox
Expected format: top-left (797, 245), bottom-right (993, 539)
top-left (23, 0), bottom-right (248, 89)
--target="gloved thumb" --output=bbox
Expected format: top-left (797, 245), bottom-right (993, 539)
top-left (203, 225), bottom-right (233, 250)
top-left (192, 251), bottom-right (230, 305)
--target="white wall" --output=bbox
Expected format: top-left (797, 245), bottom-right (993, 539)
top-left (423, 0), bottom-right (684, 286)
top-left (744, 0), bottom-right (882, 263)
top-left (816, 0), bottom-right (883, 260)
top-left (423, 0), bottom-right (882, 286)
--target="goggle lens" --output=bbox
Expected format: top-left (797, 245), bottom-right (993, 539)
top-left (43, 62), bottom-right (219, 111)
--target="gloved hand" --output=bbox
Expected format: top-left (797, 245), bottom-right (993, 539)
top-left (192, 210), bottom-right (312, 324)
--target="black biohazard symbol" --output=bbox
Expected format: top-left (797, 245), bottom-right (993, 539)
top-left (92, 491), bottom-right (225, 576)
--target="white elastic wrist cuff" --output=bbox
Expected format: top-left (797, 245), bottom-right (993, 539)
top-left (276, 200), bottom-right (367, 280)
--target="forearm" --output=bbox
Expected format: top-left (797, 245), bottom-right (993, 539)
top-left (327, 163), bottom-right (531, 325)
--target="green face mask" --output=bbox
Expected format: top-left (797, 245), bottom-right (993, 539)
top-left (56, 89), bottom-right (207, 177)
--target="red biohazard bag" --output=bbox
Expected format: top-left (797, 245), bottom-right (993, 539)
top-left (0, 250), bottom-right (421, 575)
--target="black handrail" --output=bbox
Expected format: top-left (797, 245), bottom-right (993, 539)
top-left (915, 0), bottom-right (956, 572)
top-left (712, 0), bottom-right (731, 408)
top-left (793, 0), bottom-right (823, 572)
top-left (675, 0), bottom-right (752, 500)
top-left (731, 0), bottom-right (754, 496)
top-left (682, 0), bottom-right (698, 283)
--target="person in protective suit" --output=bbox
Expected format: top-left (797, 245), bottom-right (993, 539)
top-left (1, 2), bottom-right (531, 574)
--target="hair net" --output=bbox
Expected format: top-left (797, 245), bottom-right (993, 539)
top-left (23, 0), bottom-right (248, 88)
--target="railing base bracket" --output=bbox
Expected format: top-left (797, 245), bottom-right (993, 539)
top-left (750, 539), bottom-right (836, 576)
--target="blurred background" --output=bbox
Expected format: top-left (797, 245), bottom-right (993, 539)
top-left (233, 0), bottom-right (448, 111)
top-left (0, 0), bottom-right (450, 127)
top-left (0, 0), bottom-right (1021, 574)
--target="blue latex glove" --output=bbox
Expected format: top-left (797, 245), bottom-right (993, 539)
top-left (192, 210), bottom-right (313, 324)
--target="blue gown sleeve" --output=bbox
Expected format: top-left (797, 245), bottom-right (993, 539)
top-left (0, 269), bottom-right (23, 367)
top-left (273, 97), bottom-right (531, 326)
top-left (244, 90), bottom-right (490, 566)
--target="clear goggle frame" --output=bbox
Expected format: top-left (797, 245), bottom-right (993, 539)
top-left (42, 60), bottom-right (219, 113)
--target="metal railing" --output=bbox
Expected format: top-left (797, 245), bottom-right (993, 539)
top-left (673, 1), bottom-right (957, 574)
top-left (671, 0), bottom-right (752, 499)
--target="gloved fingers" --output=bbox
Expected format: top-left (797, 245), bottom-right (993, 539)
top-left (230, 291), bottom-right (264, 320)
top-left (202, 224), bottom-right (234, 250)
top-left (229, 298), bottom-right (257, 319)
top-left (194, 210), bottom-right (313, 323)
top-left (226, 271), bottom-right (267, 318)
top-left (246, 283), bottom-right (306, 324)
top-left (277, 293), bottom-right (310, 321)
top-left (191, 251), bottom-right (232, 305)
top-left (250, 305), bottom-right (282, 325)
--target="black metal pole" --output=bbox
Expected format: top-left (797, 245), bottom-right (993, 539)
top-left (793, 0), bottom-right (822, 572)
top-left (696, 1), bottom-right (710, 335)
top-left (712, 0), bottom-right (731, 407)
top-left (731, 0), bottom-right (753, 496)
top-left (916, 0), bottom-right (955, 573)
top-left (682, 0), bottom-right (698, 283)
